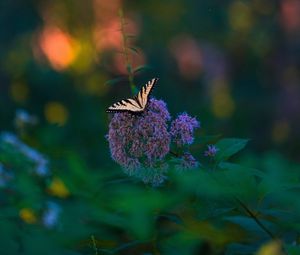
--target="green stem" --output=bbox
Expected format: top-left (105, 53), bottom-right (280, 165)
top-left (234, 197), bottom-right (275, 239)
top-left (169, 150), bottom-right (180, 157)
top-left (206, 169), bottom-right (288, 254)
top-left (235, 197), bottom-right (289, 255)
top-left (119, 8), bottom-right (136, 95)
top-left (91, 235), bottom-right (98, 255)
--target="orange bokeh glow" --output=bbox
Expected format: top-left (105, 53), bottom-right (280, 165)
top-left (113, 49), bottom-right (146, 75)
top-left (281, 0), bottom-right (300, 32)
top-left (94, 19), bottom-right (123, 51)
top-left (93, 17), bottom-right (139, 52)
top-left (92, 0), bottom-right (139, 52)
top-left (39, 26), bottom-right (78, 71)
top-left (170, 35), bottom-right (203, 80)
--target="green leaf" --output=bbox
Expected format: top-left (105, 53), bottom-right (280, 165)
top-left (226, 243), bottom-right (257, 254)
top-left (105, 77), bottom-right (126, 86)
top-left (157, 213), bottom-right (184, 225)
top-left (217, 162), bottom-right (262, 199)
top-left (286, 245), bottom-right (300, 255)
top-left (126, 64), bottom-right (132, 73)
top-left (215, 138), bottom-right (249, 161)
top-left (219, 162), bottom-right (265, 178)
top-left (128, 47), bottom-right (139, 54)
top-left (224, 215), bottom-right (276, 237)
top-left (133, 65), bottom-right (153, 73)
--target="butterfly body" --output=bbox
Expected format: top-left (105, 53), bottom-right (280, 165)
top-left (106, 78), bottom-right (159, 114)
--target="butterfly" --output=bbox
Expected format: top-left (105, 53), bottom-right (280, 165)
top-left (106, 78), bottom-right (159, 114)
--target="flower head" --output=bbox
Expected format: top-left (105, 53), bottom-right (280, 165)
top-left (204, 145), bottom-right (219, 157)
top-left (170, 113), bottom-right (200, 146)
top-left (106, 97), bottom-right (202, 186)
top-left (176, 152), bottom-right (200, 171)
top-left (106, 98), bottom-right (171, 185)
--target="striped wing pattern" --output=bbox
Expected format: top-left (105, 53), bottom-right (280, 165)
top-left (106, 78), bottom-right (158, 114)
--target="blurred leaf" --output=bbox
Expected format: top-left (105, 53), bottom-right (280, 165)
top-left (105, 77), bottom-right (126, 86)
top-left (133, 65), bottom-right (153, 73)
top-left (286, 245), bottom-right (300, 255)
top-left (216, 138), bottom-right (249, 161)
top-left (126, 64), bottom-right (132, 74)
top-left (15, 172), bottom-right (43, 207)
top-left (0, 220), bottom-right (19, 255)
top-left (219, 162), bottom-right (265, 178)
top-left (129, 47), bottom-right (139, 55)
top-left (226, 243), bottom-right (257, 254)
top-left (158, 213), bottom-right (184, 225)
top-left (224, 216), bottom-right (276, 238)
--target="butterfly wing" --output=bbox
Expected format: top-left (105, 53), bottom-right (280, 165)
top-left (136, 78), bottom-right (159, 108)
top-left (106, 78), bottom-right (159, 114)
top-left (106, 98), bottom-right (143, 113)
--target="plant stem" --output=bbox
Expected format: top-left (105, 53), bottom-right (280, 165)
top-left (235, 197), bottom-right (289, 255)
top-left (207, 170), bottom-right (288, 254)
top-left (234, 197), bottom-right (275, 239)
top-left (119, 8), bottom-right (136, 95)
top-left (91, 235), bottom-right (98, 255)
top-left (169, 150), bottom-right (180, 157)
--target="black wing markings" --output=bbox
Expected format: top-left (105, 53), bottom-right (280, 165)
top-left (106, 78), bottom-right (159, 114)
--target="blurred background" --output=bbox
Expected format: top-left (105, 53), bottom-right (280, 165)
top-left (1, 0), bottom-right (300, 162)
top-left (1, 0), bottom-right (300, 254)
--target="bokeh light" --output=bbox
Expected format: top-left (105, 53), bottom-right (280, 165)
top-left (211, 80), bottom-right (235, 119)
top-left (170, 35), bottom-right (203, 80)
top-left (44, 102), bottom-right (69, 126)
top-left (48, 177), bottom-right (70, 198)
top-left (1, 0), bottom-right (300, 254)
top-left (38, 26), bottom-right (80, 71)
top-left (19, 208), bottom-right (37, 224)
top-left (228, 1), bottom-right (254, 32)
top-left (272, 120), bottom-right (290, 144)
top-left (10, 82), bottom-right (29, 103)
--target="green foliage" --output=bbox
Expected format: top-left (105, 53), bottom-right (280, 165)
top-left (1, 0), bottom-right (300, 254)
top-left (215, 138), bottom-right (249, 162)
top-left (1, 131), bottom-right (300, 254)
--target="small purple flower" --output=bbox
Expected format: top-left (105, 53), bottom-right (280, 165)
top-left (106, 98), bottom-right (171, 185)
top-left (170, 113), bottom-right (200, 146)
top-left (176, 152), bottom-right (199, 171)
top-left (204, 145), bottom-right (219, 157)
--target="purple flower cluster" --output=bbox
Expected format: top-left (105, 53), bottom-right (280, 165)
top-left (107, 98), bottom-right (200, 185)
top-left (176, 152), bottom-right (199, 171)
top-left (204, 145), bottom-right (219, 157)
top-left (107, 99), bottom-right (171, 181)
top-left (170, 113), bottom-right (200, 146)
